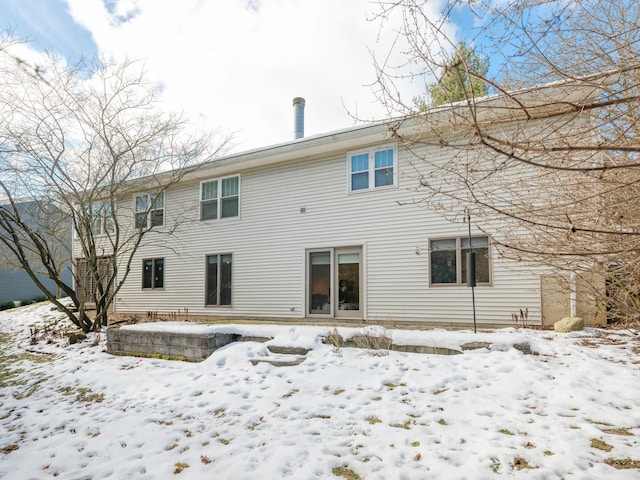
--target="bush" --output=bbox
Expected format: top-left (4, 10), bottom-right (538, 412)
top-left (0, 301), bottom-right (16, 311)
top-left (351, 325), bottom-right (393, 355)
top-left (0, 295), bottom-right (47, 311)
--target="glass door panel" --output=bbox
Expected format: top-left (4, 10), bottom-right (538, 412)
top-left (336, 249), bottom-right (361, 318)
top-left (309, 252), bottom-right (331, 314)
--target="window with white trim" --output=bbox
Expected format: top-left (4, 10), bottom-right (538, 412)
top-left (429, 236), bottom-right (491, 285)
top-left (205, 254), bottom-right (232, 305)
top-left (142, 258), bottom-right (164, 289)
top-left (200, 175), bottom-right (239, 221)
top-left (91, 201), bottom-right (115, 236)
top-left (348, 146), bottom-right (397, 192)
top-left (134, 192), bottom-right (164, 229)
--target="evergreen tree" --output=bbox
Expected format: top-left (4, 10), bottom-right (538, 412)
top-left (425, 42), bottom-right (489, 107)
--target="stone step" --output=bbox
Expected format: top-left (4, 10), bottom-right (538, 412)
top-left (250, 354), bottom-right (306, 367)
top-left (266, 345), bottom-right (311, 355)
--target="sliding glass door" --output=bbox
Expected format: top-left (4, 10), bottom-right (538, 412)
top-left (336, 249), bottom-right (361, 317)
top-left (308, 247), bottom-right (362, 318)
top-left (309, 252), bottom-right (331, 314)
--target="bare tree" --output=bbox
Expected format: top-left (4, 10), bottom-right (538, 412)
top-left (0, 198), bottom-right (71, 300)
top-left (0, 38), bottom-right (228, 331)
top-left (372, 0), bottom-right (640, 322)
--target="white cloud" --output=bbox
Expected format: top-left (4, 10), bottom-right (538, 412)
top-left (65, 0), bottom-right (454, 152)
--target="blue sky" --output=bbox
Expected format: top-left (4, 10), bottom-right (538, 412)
top-left (0, 0), bottom-right (97, 59)
top-left (0, 0), bottom-right (466, 152)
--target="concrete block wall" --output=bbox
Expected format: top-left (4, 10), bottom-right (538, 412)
top-left (106, 328), bottom-right (241, 362)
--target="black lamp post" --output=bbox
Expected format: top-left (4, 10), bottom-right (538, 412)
top-left (465, 207), bottom-right (477, 334)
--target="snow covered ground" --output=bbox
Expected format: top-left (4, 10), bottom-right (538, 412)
top-left (1, 303), bottom-right (639, 479)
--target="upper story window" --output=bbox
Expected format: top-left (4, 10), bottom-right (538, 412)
top-left (135, 192), bottom-right (164, 229)
top-left (200, 175), bottom-right (240, 221)
top-left (91, 201), bottom-right (115, 236)
top-left (429, 236), bottom-right (491, 286)
top-left (348, 146), bottom-right (397, 192)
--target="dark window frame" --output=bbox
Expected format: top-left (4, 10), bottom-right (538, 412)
top-left (142, 258), bottom-right (164, 289)
top-left (428, 236), bottom-right (491, 286)
top-left (205, 253), bottom-right (232, 306)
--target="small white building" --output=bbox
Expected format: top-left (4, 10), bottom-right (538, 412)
top-left (75, 82), bottom-right (605, 328)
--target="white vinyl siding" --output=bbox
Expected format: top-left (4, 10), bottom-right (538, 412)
top-left (113, 140), bottom-right (542, 326)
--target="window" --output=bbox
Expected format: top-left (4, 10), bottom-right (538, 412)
top-left (90, 202), bottom-right (115, 236)
top-left (142, 258), bottom-right (164, 289)
top-left (429, 236), bottom-right (490, 285)
top-left (200, 176), bottom-right (239, 221)
top-left (135, 192), bottom-right (164, 229)
top-left (206, 254), bottom-right (232, 305)
top-left (348, 146), bottom-right (397, 192)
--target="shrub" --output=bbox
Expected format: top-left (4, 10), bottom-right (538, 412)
top-left (324, 327), bottom-right (344, 348)
top-left (0, 301), bottom-right (16, 311)
top-left (352, 325), bottom-right (393, 354)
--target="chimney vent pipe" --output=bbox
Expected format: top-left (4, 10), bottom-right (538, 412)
top-left (293, 97), bottom-right (305, 139)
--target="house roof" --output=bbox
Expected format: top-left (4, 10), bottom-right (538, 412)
top-left (135, 72), bottom-right (609, 190)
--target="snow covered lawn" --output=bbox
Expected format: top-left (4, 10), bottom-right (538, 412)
top-left (1, 303), bottom-right (639, 479)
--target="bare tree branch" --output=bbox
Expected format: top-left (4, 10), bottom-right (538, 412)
top-left (373, 0), bottom-right (640, 322)
top-left (0, 37), bottom-right (230, 331)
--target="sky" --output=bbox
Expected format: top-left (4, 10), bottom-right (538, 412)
top-left (0, 0), bottom-right (459, 153)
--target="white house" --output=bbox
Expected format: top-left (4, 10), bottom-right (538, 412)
top-left (75, 81), bottom-right (606, 328)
